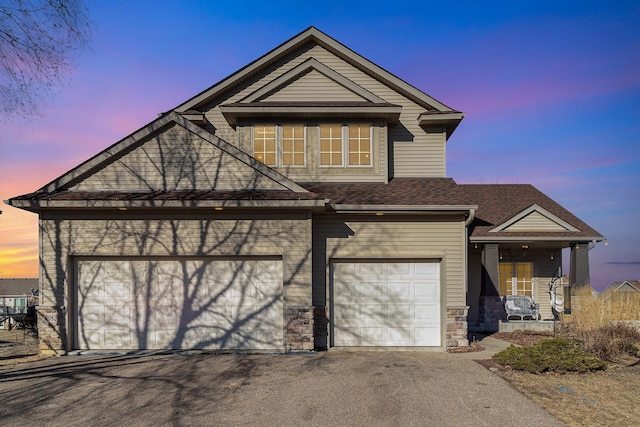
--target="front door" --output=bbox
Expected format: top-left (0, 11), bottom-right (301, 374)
top-left (499, 262), bottom-right (533, 297)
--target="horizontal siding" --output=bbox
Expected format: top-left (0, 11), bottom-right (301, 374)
top-left (73, 124), bottom-right (285, 191)
top-left (204, 44), bottom-right (447, 178)
top-left (261, 69), bottom-right (365, 102)
top-left (312, 216), bottom-right (466, 308)
top-left (392, 133), bottom-right (446, 178)
top-left (39, 216), bottom-right (313, 314)
top-left (505, 212), bottom-right (567, 231)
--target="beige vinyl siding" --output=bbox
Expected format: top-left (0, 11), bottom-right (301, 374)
top-left (504, 211), bottom-right (569, 232)
top-left (392, 131), bottom-right (446, 178)
top-left (203, 44), bottom-right (447, 178)
top-left (38, 212), bottom-right (313, 342)
top-left (261, 69), bottom-right (365, 102)
top-left (312, 215), bottom-right (467, 308)
top-left (71, 124), bottom-right (286, 192)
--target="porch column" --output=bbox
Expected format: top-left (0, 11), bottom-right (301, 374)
top-left (481, 243), bottom-right (500, 296)
top-left (570, 243), bottom-right (591, 288)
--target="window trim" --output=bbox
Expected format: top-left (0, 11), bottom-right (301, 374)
top-left (251, 124), bottom-right (307, 168)
top-left (318, 123), bottom-right (373, 168)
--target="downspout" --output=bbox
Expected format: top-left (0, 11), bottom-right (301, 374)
top-left (465, 208), bottom-right (475, 227)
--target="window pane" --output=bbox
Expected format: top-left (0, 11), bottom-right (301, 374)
top-left (499, 263), bottom-right (513, 296)
top-left (265, 153), bottom-right (276, 165)
top-left (282, 153), bottom-right (293, 165)
top-left (319, 124), bottom-right (342, 166)
top-left (253, 125), bottom-right (276, 166)
top-left (516, 263), bottom-right (533, 296)
top-left (282, 124), bottom-right (305, 166)
top-left (347, 124), bottom-right (371, 166)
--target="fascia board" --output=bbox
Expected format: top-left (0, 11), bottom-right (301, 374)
top-left (330, 204), bottom-right (477, 212)
top-left (470, 236), bottom-right (604, 242)
top-left (219, 104), bottom-right (402, 127)
top-left (8, 199), bottom-right (328, 210)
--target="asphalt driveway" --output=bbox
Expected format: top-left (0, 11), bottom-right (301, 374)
top-left (0, 351), bottom-right (561, 427)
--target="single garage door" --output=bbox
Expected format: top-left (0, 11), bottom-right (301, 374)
top-left (76, 258), bottom-right (283, 350)
top-left (333, 261), bottom-right (440, 346)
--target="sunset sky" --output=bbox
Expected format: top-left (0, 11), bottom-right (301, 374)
top-left (1, 1), bottom-right (639, 292)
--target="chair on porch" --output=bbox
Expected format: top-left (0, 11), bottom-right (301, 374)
top-left (504, 295), bottom-right (539, 321)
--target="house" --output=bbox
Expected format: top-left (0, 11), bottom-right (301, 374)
top-left (5, 27), bottom-right (603, 354)
top-left (600, 280), bottom-right (640, 302)
top-left (0, 278), bottom-right (38, 329)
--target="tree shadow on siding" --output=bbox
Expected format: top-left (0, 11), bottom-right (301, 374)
top-left (39, 124), bottom-right (311, 352)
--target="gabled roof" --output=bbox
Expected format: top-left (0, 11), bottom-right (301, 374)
top-left (6, 112), bottom-right (321, 211)
top-left (491, 204), bottom-right (580, 233)
top-left (176, 26), bottom-right (458, 114)
top-left (461, 184), bottom-right (603, 241)
top-left (600, 280), bottom-right (640, 301)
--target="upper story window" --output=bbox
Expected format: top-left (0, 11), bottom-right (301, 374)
top-left (253, 124), bottom-right (306, 167)
top-left (319, 124), bottom-right (371, 167)
top-left (253, 125), bottom-right (277, 165)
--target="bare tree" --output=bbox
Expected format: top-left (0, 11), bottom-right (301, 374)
top-left (0, 0), bottom-right (91, 116)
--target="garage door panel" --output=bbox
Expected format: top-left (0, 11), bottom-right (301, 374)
top-left (333, 261), bottom-right (441, 347)
top-left (388, 282), bottom-right (411, 297)
top-left (415, 327), bottom-right (440, 346)
top-left (77, 259), bottom-right (283, 350)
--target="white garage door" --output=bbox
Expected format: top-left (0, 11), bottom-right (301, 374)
top-left (76, 258), bottom-right (283, 350)
top-left (333, 261), bottom-right (441, 346)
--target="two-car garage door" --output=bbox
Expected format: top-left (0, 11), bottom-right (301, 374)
top-left (333, 261), bottom-right (441, 347)
top-left (75, 258), bottom-right (283, 351)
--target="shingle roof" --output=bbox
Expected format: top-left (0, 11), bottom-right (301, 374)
top-left (460, 184), bottom-right (603, 240)
top-left (301, 178), bottom-right (469, 205)
top-left (9, 179), bottom-right (602, 242)
top-left (0, 279), bottom-right (38, 296)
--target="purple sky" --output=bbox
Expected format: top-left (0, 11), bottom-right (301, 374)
top-left (1, 0), bottom-right (639, 291)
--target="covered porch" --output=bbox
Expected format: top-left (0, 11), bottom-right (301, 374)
top-left (467, 240), bottom-right (595, 332)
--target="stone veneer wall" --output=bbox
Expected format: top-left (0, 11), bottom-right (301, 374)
top-left (479, 296), bottom-right (504, 332)
top-left (37, 306), bottom-right (66, 354)
top-left (446, 306), bottom-right (469, 348)
top-left (286, 306), bottom-right (315, 351)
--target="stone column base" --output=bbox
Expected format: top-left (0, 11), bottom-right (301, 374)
top-left (446, 306), bottom-right (469, 348)
top-left (37, 306), bottom-right (66, 354)
top-left (286, 306), bottom-right (315, 351)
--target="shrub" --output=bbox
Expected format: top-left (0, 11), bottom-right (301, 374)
top-left (492, 338), bottom-right (607, 373)
top-left (573, 323), bottom-right (640, 362)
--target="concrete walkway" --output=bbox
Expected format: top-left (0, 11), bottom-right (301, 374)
top-left (450, 334), bottom-right (515, 359)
